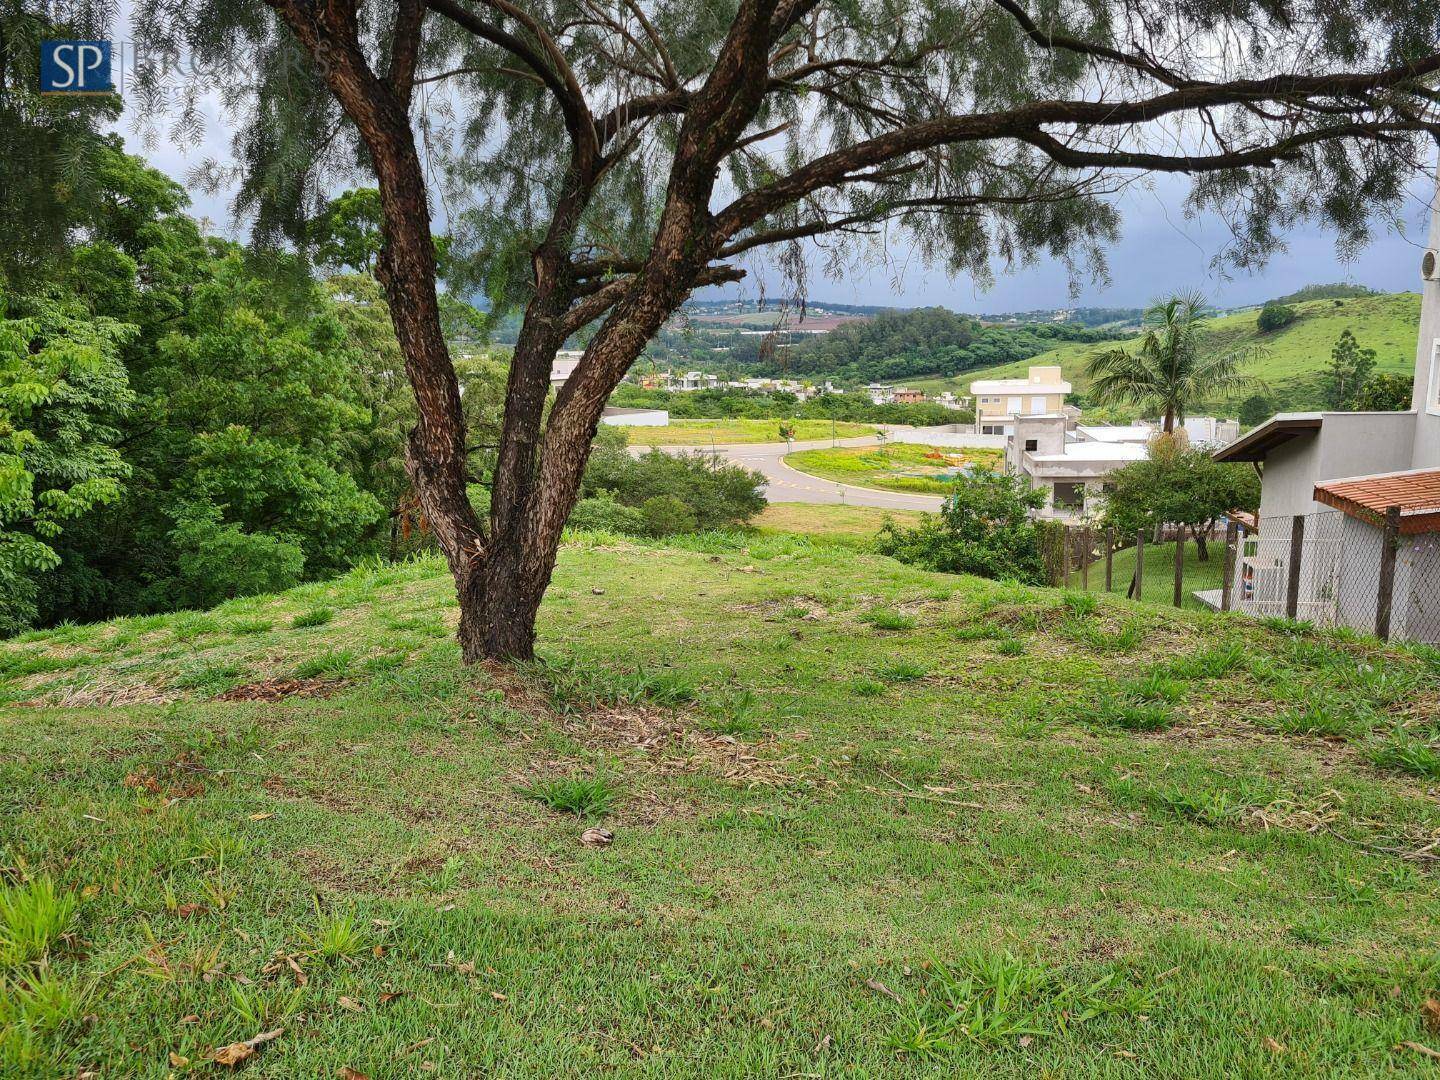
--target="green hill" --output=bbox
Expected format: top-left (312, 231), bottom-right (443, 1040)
top-left (909, 292), bottom-right (1420, 413)
top-left (3, 515), bottom-right (1440, 1075)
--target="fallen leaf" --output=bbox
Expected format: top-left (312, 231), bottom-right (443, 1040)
top-left (178, 1014), bottom-right (200, 1025)
top-left (337, 1069), bottom-right (369, 1079)
top-left (1113, 1050), bottom-right (1137, 1059)
top-left (580, 827), bottom-right (614, 846)
top-left (1263, 1036), bottom-right (1286, 1054)
top-left (212, 1028), bottom-right (283, 1067)
top-left (248, 812), bottom-right (273, 820)
top-left (1424, 998), bottom-right (1440, 1034)
top-left (1018, 1035), bottom-right (1033, 1049)
top-left (175, 902), bottom-right (204, 918)
top-left (1399, 1041), bottom-right (1440, 1060)
top-left (378, 990), bottom-right (405, 1006)
top-left (489, 990), bottom-right (508, 1001)
top-left (864, 978), bottom-right (901, 1002)
top-left (813, 1034), bottom-right (832, 1053)
top-left (401, 1037), bottom-right (435, 1055)
top-left (336, 995), bottom-right (364, 1012)
top-left (169, 1051), bottom-right (189, 1067)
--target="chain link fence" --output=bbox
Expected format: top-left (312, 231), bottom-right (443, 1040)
top-left (1046, 510), bottom-right (1439, 644)
top-left (1231, 510), bottom-right (1440, 644)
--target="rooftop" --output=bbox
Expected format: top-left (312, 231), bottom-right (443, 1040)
top-left (1212, 413), bottom-right (1323, 462)
top-left (1030, 442), bottom-right (1149, 463)
top-left (1314, 468), bottom-right (1440, 534)
top-left (969, 376), bottom-right (1072, 394)
top-left (1075, 424), bottom-right (1152, 443)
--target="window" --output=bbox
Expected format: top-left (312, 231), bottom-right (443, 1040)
top-left (1030, 396), bottom-right (1046, 412)
top-left (981, 424), bottom-right (1004, 435)
top-left (1006, 396), bottom-right (1023, 413)
top-left (1431, 339), bottom-right (1440, 415)
top-left (1024, 439), bottom-right (1038, 452)
top-left (1053, 482), bottom-right (1085, 510)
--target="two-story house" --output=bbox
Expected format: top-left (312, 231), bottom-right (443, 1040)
top-left (968, 366), bottom-right (1074, 435)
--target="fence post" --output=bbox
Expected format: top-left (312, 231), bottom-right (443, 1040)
top-left (1220, 520), bottom-right (1239, 612)
top-left (1173, 528), bottom-right (1185, 608)
top-left (1082, 526), bottom-right (1091, 591)
top-left (1062, 525), bottom-right (1072, 588)
top-left (1134, 530), bottom-right (1145, 601)
top-left (1285, 514), bottom-right (1306, 620)
top-left (1376, 505), bottom-right (1402, 641)
top-left (1104, 527), bottom-right (1114, 592)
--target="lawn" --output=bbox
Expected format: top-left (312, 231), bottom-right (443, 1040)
top-left (3, 528), bottom-right (1440, 1077)
top-left (623, 418), bottom-right (876, 446)
top-left (754, 502), bottom-right (929, 540)
top-left (785, 443), bottom-right (1005, 494)
top-left (1068, 538), bottom-right (1229, 612)
top-left (910, 292), bottom-right (1421, 415)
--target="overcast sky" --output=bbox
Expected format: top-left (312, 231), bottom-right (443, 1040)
top-left (120, 91), bottom-right (1437, 316)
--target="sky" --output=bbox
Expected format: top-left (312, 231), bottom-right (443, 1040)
top-left (117, 76), bottom-right (1437, 318)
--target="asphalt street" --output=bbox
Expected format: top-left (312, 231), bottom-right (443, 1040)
top-left (632, 434), bottom-right (946, 512)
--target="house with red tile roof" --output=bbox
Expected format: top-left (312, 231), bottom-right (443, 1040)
top-left (1212, 172), bottom-right (1440, 640)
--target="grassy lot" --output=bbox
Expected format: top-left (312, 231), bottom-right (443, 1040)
top-left (1069, 539), bottom-right (1228, 612)
top-left (624, 418), bottom-right (875, 446)
top-left (3, 528), bottom-right (1440, 1077)
top-left (754, 502), bottom-right (929, 540)
top-left (910, 292), bottom-right (1420, 415)
top-left (785, 443), bottom-right (1004, 494)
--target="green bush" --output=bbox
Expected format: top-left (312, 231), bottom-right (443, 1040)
top-left (567, 496), bottom-right (647, 535)
top-left (1256, 302), bottom-right (1297, 332)
top-left (877, 469), bottom-right (1047, 583)
top-left (640, 495), bottom-right (698, 536)
top-left (581, 444), bottom-right (764, 532)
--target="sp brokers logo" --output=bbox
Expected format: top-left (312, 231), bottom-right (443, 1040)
top-left (40, 41), bottom-right (114, 95)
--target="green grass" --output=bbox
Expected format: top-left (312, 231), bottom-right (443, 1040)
top-left (785, 443), bottom-right (1004, 495)
top-left (1071, 539), bottom-right (1227, 611)
top-left (909, 292), bottom-right (1421, 415)
top-left (624, 417), bottom-right (876, 446)
top-left (753, 503), bottom-right (928, 540)
top-left (2, 531), bottom-right (1440, 1076)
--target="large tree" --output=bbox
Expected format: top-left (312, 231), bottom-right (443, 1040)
top-left (121, 0), bottom-right (1440, 661)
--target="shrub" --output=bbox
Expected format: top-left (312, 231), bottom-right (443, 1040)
top-left (581, 443), bottom-right (764, 531)
top-left (1256, 302), bottom-right (1296, 332)
top-left (567, 495), bottom-right (647, 535)
top-left (640, 494), bottom-right (698, 536)
top-left (877, 469), bottom-right (1047, 583)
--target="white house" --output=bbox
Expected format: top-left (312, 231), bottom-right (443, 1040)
top-left (1212, 169), bottom-right (1440, 641)
top-left (1008, 415), bottom-right (1238, 521)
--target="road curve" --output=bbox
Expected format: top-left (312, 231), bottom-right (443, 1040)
top-left (631, 434), bottom-right (946, 512)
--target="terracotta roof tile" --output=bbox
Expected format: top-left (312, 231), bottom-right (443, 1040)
top-left (1314, 468), bottom-right (1440, 534)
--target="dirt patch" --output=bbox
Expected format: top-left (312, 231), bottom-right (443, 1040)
top-left (216, 677), bottom-right (348, 703)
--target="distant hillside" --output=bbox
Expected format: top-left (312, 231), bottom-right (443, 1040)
top-left (910, 292), bottom-right (1420, 412)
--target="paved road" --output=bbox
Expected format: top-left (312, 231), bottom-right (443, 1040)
top-left (634, 434), bottom-right (946, 512)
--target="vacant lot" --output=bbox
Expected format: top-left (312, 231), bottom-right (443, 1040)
top-left (2, 524), bottom-right (1439, 1077)
top-left (786, 443), bottom-right (1005, 494)
top-left (623, 418), bottom-right (876, 445)
top-left (755, 502), bottom-right (929, 539)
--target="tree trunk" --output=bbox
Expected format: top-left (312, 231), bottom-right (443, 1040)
top-left (1193, 527), bottom-right (1209, 562)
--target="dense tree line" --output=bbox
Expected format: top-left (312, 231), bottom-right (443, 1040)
top-left (609, 385), bottom-right (970, 426)
top-left (756, 308), bottom-right (1125, 383)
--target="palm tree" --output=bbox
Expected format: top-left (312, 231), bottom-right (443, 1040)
top-left (1084, 293), bottom-right (1263, 433)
